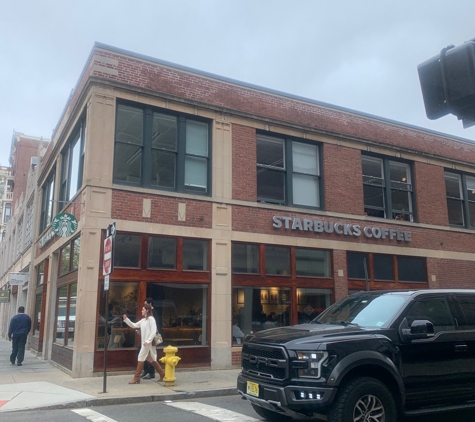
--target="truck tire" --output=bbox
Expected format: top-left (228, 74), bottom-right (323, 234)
top-left (327, 376), bottom-right (397, 422)
top-left (251, 403), bottom-right (292, 421)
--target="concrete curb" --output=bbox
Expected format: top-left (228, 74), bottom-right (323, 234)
top-left (22, 387), bottom-right (239, 412)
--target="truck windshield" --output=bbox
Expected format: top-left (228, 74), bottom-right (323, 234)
top-left (312, 294), bottom-right (408, 328)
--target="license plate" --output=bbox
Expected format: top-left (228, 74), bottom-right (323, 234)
top-left (247, 381), bottom-right (259, 397)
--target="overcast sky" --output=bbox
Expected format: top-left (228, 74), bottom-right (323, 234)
top-left (1, 0), bottom-right (474, 167)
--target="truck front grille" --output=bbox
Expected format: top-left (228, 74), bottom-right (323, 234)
top-left (242, 343), bottom-right (287, 381)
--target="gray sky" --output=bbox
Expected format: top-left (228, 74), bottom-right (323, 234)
top-left (1, 0), bottom-right (474, 167)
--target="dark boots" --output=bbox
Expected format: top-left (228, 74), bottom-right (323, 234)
top-left (129, 361), bottom-right (144, 384)
top-left (151, 360), bottom-right (165, 381)
top-left (141, 361), bottom-right (155, 379)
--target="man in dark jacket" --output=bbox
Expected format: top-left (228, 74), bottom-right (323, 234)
top-left (8, 306), bottom-right (32, 366)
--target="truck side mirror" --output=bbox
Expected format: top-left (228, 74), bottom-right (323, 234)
top-left (400, 319), bottom-right (435, 341)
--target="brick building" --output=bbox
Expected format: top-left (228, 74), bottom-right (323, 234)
top-left (7, 43), bottom-right (475, 377)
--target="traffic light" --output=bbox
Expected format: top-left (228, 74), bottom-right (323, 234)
top-left (418, 39), bottom-right (475, 128)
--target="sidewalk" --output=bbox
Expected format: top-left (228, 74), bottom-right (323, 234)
top-left (0, 338), bottom-right (239, 413)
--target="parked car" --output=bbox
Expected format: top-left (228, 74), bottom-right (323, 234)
top-left (237, 289), bottom-right (475, 422)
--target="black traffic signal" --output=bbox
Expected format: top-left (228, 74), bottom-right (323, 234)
top-left (418, 39), bottom-right (475, 128)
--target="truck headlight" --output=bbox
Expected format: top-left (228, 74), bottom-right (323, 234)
top-left (296, 351), bottom-right (328, 378)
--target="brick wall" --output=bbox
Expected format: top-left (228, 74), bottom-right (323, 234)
top-left (413, 162), bottom-right (448, 226)
top-left (111, 190), bottom-right (213, 228)
top-left (323, 144), bottom-right (364, 215)
top-left (80, 46), bottom-right (475, 167)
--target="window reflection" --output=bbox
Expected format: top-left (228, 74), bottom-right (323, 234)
top-left (147, 283), bottom-right (208, 347)
top-left (232, 287), bottom-right (291, 345)
top-left (97, 282), bottom-right (138, 349)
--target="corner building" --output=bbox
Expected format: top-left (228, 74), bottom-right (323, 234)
top-left (31, 43), bottom-right (475, 376)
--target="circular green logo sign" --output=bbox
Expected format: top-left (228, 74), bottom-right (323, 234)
top-left (52, 212), bottom-right (78, 237)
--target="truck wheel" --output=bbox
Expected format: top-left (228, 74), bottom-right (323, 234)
top-left (327, 377), bottom-right (397, 422)
top-left (251, 403), bottom-right (292, 421)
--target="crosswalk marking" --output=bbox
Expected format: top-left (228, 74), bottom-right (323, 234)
top-left (72, 408), bottom-right (118, 422)
top-left (165, 401), bottom-right (260, 422)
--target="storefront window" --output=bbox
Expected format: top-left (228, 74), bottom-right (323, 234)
top-left (232, 243), bottom-right (259, 274)
top-left (72, 237), bottom-right (81, 270)
top-left (232, 286), bottom-right (291, 344)
top-left (59, 244), bottom-right (71, 275)
top-left (295, 249), bottom-right (330, 277)
top-left (54, 283), bottom-right (76, 347)
top-left (297, 288), bottom-right (332, 324)
top-left (114, 235), bottom-right (141, 267)
top-left (36, 261), bottom-right (45, 286)
top-left (33, 293), bottom-right (42, 336)
top-left (265, 246), bottom-right (290, 275)
top-left (97, 282), bottom-right (139, 349)
top-left (148, 236), bottom-right (176, 269)
top-left (183, 239), bottom-right (208, 271)
top-left (55, 286), bottom-right (68, 344)
top-left (68, 284), bottom-right (77, 347)
top-left (147, 283), bottom-right (208, 347)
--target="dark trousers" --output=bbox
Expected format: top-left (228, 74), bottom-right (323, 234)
top-left (136, 345), bottom-right (154, 376)
top-left (10, 334), bottom-right (28, 364)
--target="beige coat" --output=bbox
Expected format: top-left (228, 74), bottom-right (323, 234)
top-left (124, 316), bottom-right (157, 362)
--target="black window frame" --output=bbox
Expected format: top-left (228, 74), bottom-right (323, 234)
top-left (347, 251), bottom-right (427, 284)
top-left (113, 101), bottom-right (212, 195)
top-left (444, 170), bottom-right (475, 229)
top-left (256, 132), bottom-right (322, 209)
top-left (362, 154), bottom-right (415, 222)
top-left (40, 170), bottom-right (56, 233)
top-left (60, 116), bottom-right (86, 204)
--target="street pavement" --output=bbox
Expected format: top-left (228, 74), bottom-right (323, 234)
top-left (0, 338), bottom-right (239, 413)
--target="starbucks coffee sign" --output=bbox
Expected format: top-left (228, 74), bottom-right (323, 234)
top-left (273, 216), bottom-right (412, 242)
top-left (52, 212), bottom-right (78, 237)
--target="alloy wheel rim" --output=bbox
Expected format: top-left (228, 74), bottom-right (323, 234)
top-left (353, 394), bottom-right (385, 422)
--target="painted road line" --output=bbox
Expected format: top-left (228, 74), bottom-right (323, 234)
top-left (166, 401), bottom-right (260, 422)
top-left (72, 408), bottom-right (118, 422)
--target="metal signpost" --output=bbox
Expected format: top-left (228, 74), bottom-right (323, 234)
top-left (102, 222), bottom-right (116, 393)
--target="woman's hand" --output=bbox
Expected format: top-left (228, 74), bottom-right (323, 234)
top-left (143, 341), bottom-right (149, 346)
top-left (122, 314), bottom-right (127, 320)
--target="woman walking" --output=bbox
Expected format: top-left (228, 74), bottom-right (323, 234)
top-left (123, 304), bottom-right (165, 384)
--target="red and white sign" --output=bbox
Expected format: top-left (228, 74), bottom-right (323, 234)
top-left (103, 236), bottom-right (112, 276)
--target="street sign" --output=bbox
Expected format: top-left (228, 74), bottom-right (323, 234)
top-left (9, 273), bottom-right (28, 285)
top-left (104, 274), bottom-right (110, 291)
top-left (103, 236), bottom-right (112, 276)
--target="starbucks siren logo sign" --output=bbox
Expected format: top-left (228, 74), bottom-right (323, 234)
top-left (52, 212), bottom-right (78, 237)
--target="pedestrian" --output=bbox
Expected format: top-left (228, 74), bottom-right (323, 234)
top-left (141, 297), bottom-right (161, 379)
top-left (8, 306), bottom-right (32, 366)
top-left (123, 304), bottom-right (165, 384)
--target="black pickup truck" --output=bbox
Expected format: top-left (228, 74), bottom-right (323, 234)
top-left (237, 289), bottom-right (475, 422)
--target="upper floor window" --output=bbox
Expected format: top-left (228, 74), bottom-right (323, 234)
top-left (40, 171), bottom-right (55, 233)
top-left (3, 203), bottom-right (11, 223)
top-left (257, 134), bottom-right (321, 208)
top-left (16, 218), bottom-right (23, 257)
top-left (113, 103), bottom-right (210, 195)
top-left (445, 171), bottom-right (475, 228)
top-left (60, 117), bottom-right (86, 203)
top-left (24, 200), bottom-right (33, 247)
top-left (362, 155), bottom-right (414, 222)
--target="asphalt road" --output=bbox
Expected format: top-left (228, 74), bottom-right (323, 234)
top-left (1, 395), bottom-right (474, 422)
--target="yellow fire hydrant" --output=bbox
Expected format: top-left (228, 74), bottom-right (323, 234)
top-left (159, 345), bottom-right (181, 386)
